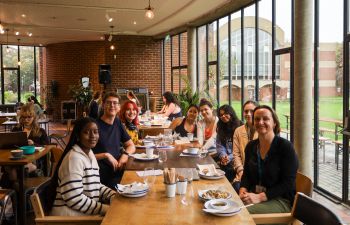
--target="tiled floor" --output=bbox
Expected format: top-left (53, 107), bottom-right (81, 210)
top-left (20, 122), bottom-right (350, 224)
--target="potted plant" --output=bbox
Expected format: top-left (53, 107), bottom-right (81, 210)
top-left (176, 77), bottom-right (200, 115)
top-left (68, 84), bottom-right (93, 116)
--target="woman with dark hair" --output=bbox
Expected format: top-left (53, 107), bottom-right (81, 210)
top-left (169, 104), bottom-right (199, 137)
top-left (28, 95), bottom-right (45, 118)
top-left (239, 105), bottom-right (298, 214)
top-left (157, 91), bottom-right (182, 121)
top-left (198, 98), bottom-right (218, 151)
top-left (50, 117), bottom-right (116, 216)
top-left (119, 100), bottom-right (140, 144)
top-left (233, 100), bottom-right (259, 187)
top-left (215, 105), bottom-right (242, 184)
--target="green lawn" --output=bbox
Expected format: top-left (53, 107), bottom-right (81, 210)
top-left (227, 97), bottom-right (343, 141)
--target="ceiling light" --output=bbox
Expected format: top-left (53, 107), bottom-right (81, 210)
top-left (0, 21), bottom-right (3, 33)
top-left (17, 39), bottom-right (21, 66)
top-left (133, 21), bottom-right (137, 25)
top-left (100, 36), bottom-right (105, 40)
top-left (110, 44), bottom-right (115, 50)
top-left (21, 14), bottom-right (26, 18)
top-left (28, 32), bottom-right (32, 37)
top-left (145, 0), bottom-right (155, 19)
top-left (15, 31), bottom-right (20, 36)
top-left (108, 26), bottom-right (114, 42)
top-left (0, 29), bottom-right (4, 34)
top-left (105, 13), bottom-right (113, 23)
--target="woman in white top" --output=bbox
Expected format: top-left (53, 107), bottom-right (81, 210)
top-left (157, 91), bottom-right (182, 121)
top-left (50, 117), bottom-right (116, 216)
top-left (197, 98), bottom-right (218, 151)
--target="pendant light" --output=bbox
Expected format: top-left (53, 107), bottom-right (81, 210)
top-left (145, 0), bottom-right (154, 19)
top-left (17, 39), bottom-right (21, 66)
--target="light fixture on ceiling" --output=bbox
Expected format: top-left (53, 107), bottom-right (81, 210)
top-left (15, 31), bottom-right (20, 36)
top-left (27, 32), bottom-right (33, 37)
top-left (17, 39), bottom-right (21, 66)
top-left (105, 13), bottom-right (113, 23)
top-left (145, 0), bottom-right (155, 19)
top-left (110, 44), bottom-right (115, 50)
top-left (0, 20), bottom-right (4, 33)
top-left (108, 26), bottom-right (114, 42)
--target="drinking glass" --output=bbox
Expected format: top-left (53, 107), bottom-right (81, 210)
top-left (143, 167), bottom-right (156, 188)
top-left (158, 150), bottom-right (167, 163)
top-left (186, 169), bottom-right (193, 184)
top-left (198, 149), bottom-right (208, 159)
top-left (181, 183), bottom-right (194, 206)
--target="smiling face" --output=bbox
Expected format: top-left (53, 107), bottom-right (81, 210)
top-left (186, 106), bottom-right (199, 120)
top-left (243, 103), bottom-right (256, 126)
top-left (125, 103), bottom-right (137, 122)
top-left (199, 104), bottom-right (213, 120)
top-left (103, 96), bottom-right (120, 117)
top-left (253, 108), bottom-right (276, 136)
top-left (219, 109), bottom-right (231, 123)
top-left (79, 122), bottom-right (99, 150)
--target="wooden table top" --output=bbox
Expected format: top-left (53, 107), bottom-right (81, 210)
top-left (126, 144), bottom-right (219, 170)
top-left (0, 145), bottom-right (52, 165)
top-left (102, 171), bottom-right (255, 225)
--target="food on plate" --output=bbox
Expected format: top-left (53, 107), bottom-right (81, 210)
top-left (202, 168), bottom-right (209, 175)
top-left (202, 190), bottom-right (230, 199)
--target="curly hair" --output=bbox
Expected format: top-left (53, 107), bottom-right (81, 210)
top-left (162, 91), bottom-right (179, 106)
top-left (119, 100), bottom-right (139, 125)
top-left (17, 103), bottom-right (43, 137)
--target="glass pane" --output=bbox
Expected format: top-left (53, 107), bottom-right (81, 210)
top-left (198, 26), bottom-right (207, 93)
top-left (231, 11), bottom-right (242, 119)
top-left (243, 4), bottom-right (256, 101)
top-left (180, 32), bottom-right (188, 66)
top-left (3, 45), bottom-right (18, 68)
top-left (164, 39), bottom-right (172, 91)
top-left (208, 65), bottom-right (217, 108)
top-left (20, 46), bottom-right (35, 102)
top-left (180, 68), bottom-right (188, 92)
top-left (258, 0), bottom-right (273, 105)
top-left (275, 0), bottom-right (291, 49)
top-left (318, 0), bottom-right (343, 199)
top-left (219, 16), bottom-right (229, 105)
top-left (172, 35), bottom-right (179, 67)
top-left (208, 21), bottom-right (217, 62)
top-left (4, 70), bottom-right (18, 104)
top-left (275, 54), bottom-right (291, 140)
top-left (172, 69), bottom-right (180, 94)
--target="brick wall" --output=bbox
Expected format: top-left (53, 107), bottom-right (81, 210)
top-left (43, 36), bottom-right (162, 120)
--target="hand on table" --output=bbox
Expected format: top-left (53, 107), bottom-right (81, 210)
top-left (117, 154), bottom-right (129, 169)
top-left (240, 192), bottom-right (266, 204)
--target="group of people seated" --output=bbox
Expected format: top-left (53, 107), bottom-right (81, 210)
top-left (3, 90), bottom-right (297, 218)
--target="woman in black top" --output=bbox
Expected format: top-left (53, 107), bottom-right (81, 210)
top-left (239, 105), bottom-right (298, 214)
top-left (169, 104), bottom-right (198, 137)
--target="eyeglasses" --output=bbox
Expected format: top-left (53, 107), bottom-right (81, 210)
top-left (219, 113), bottom-right (229, 118)
top-left (105, 101), bottom-right (120, 106)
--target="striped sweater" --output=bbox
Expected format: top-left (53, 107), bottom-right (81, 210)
top-left (51, 144), bottom-right (116, 216)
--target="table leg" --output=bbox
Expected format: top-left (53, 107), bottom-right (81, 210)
top-left (17, 165), bottom-right (25, 225)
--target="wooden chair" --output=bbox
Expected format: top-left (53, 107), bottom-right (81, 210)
top-left (253, 171), bottom-right (313, 224)
top-left (30, 178), bottom-right (103, 225)
top-left (253, 192), bottom-right (345, 225)
top-left (49, 119), bottom-right (72, 149)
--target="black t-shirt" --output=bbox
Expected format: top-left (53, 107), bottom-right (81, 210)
top-left (93, 117), bottom-right (131, 159)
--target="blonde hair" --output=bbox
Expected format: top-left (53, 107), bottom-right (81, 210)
top-left (18, 103), bottom-right (42, 137)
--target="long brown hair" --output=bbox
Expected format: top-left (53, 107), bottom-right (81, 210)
top-left (18, 103), bottom-right (42, 137)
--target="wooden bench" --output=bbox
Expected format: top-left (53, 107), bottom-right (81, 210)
top-left (333, 140), bottom-right (343, 170)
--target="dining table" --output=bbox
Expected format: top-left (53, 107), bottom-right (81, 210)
top-left (127, 143), bottom-right (219, 170)
top-left (0, 145), bottom-right (53, 225)
top-left (101, 171), bottom-right (255, 225)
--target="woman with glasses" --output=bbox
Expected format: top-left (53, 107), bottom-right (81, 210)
top-left (119, 100), bottom-right (140, 145)
top-left (198, 98), bottom-right (218, 151)
top-left (239, 105), bottom-right (298, 214)
top-left (233, 100), bottom-right (259, 189)
top-left (215, 105), bottom-right (242, 187)
top-left (169, 104), bottom-right (199, 137)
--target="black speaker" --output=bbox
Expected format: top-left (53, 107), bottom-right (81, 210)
top-left (99, 64), bottom-right (111, 84)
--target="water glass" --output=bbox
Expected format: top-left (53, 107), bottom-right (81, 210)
top-left (143, 167), bottom-right (156, 188)
top-left (181, 183), bottom-right (194, 206)
top-left (158, 149), bottom-right (167, 163)
top-left (186, 169), bottom-right (193, 183)
top-left (198, 149), bottom-right (208, 159)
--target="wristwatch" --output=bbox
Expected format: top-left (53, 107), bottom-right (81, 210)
top-left (122, 151), bottom-right (130, 156)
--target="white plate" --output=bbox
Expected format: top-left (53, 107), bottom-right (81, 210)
top-left (198, 169), bottom-right (225, 180)
top-left (182, 149), bottom-right (199, 155)
top-left (118, 191), bottom-right (148, 198)
top-left (203, 199), bottom-right (241, 217)
top-left (198, 189), bottom-right (232, 201)
top-left (157, 145), bottom-right (175, 149)
top-left (131, 153), bottom-right (159, 161)
top-left (136, 145), bottom-right (155, 149)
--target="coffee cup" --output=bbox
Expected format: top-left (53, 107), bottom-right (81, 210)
top-left (165, 183), bottom-right (176, 197)
top-left (187, 133), bottom-right (194, 141)
top-left (176, 180), bottom-right (187, 195)
top-left (143, 140), bottom-right (154, 147)
top-left (145, 148), bottom-right (154, 158)
top-left (11, 149), bottom-right (23, 158)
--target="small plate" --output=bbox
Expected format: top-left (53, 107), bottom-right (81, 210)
top-left (117, 190), bottom-right (148, 198)
top-left (198, 189), bottom-right (232, 201)
top-left (182, 149), bottom-right (199, 155)
top-left (131, 153), bottom-right (159, 161)
top-left (203, 199), bottom-right (241, 217)
top-left (9, 156), bottom-right (25, 160)
top-left (198, 169), bottom-right (225, 180)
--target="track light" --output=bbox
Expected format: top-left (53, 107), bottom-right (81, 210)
top-left (108, 26), bottom-right (114, 42)
top-left (17, 39), bottom-right (21, 66)
top-left (145, 0), bottom-right (155, 19)
top-left (110, 44), bottom-right (115, 50)
top-left (105, 13), bottom-right (113, 23)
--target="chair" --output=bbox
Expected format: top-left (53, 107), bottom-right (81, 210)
top-left (0, 189), bottom-right (16, 225)
top-left (30, 178), bottom-right (103, 225)
top-left (49, 119), bottom-right (72, 149)
top-left (253, 192), bottom-right (345, 225)
top-left (253, 171), bottom-right (313, 224)
top-left (24, 147), bottom-right (64, 212)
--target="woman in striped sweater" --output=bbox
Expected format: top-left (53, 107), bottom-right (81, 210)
top-left (50, 117), bottom-right (116, 216)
